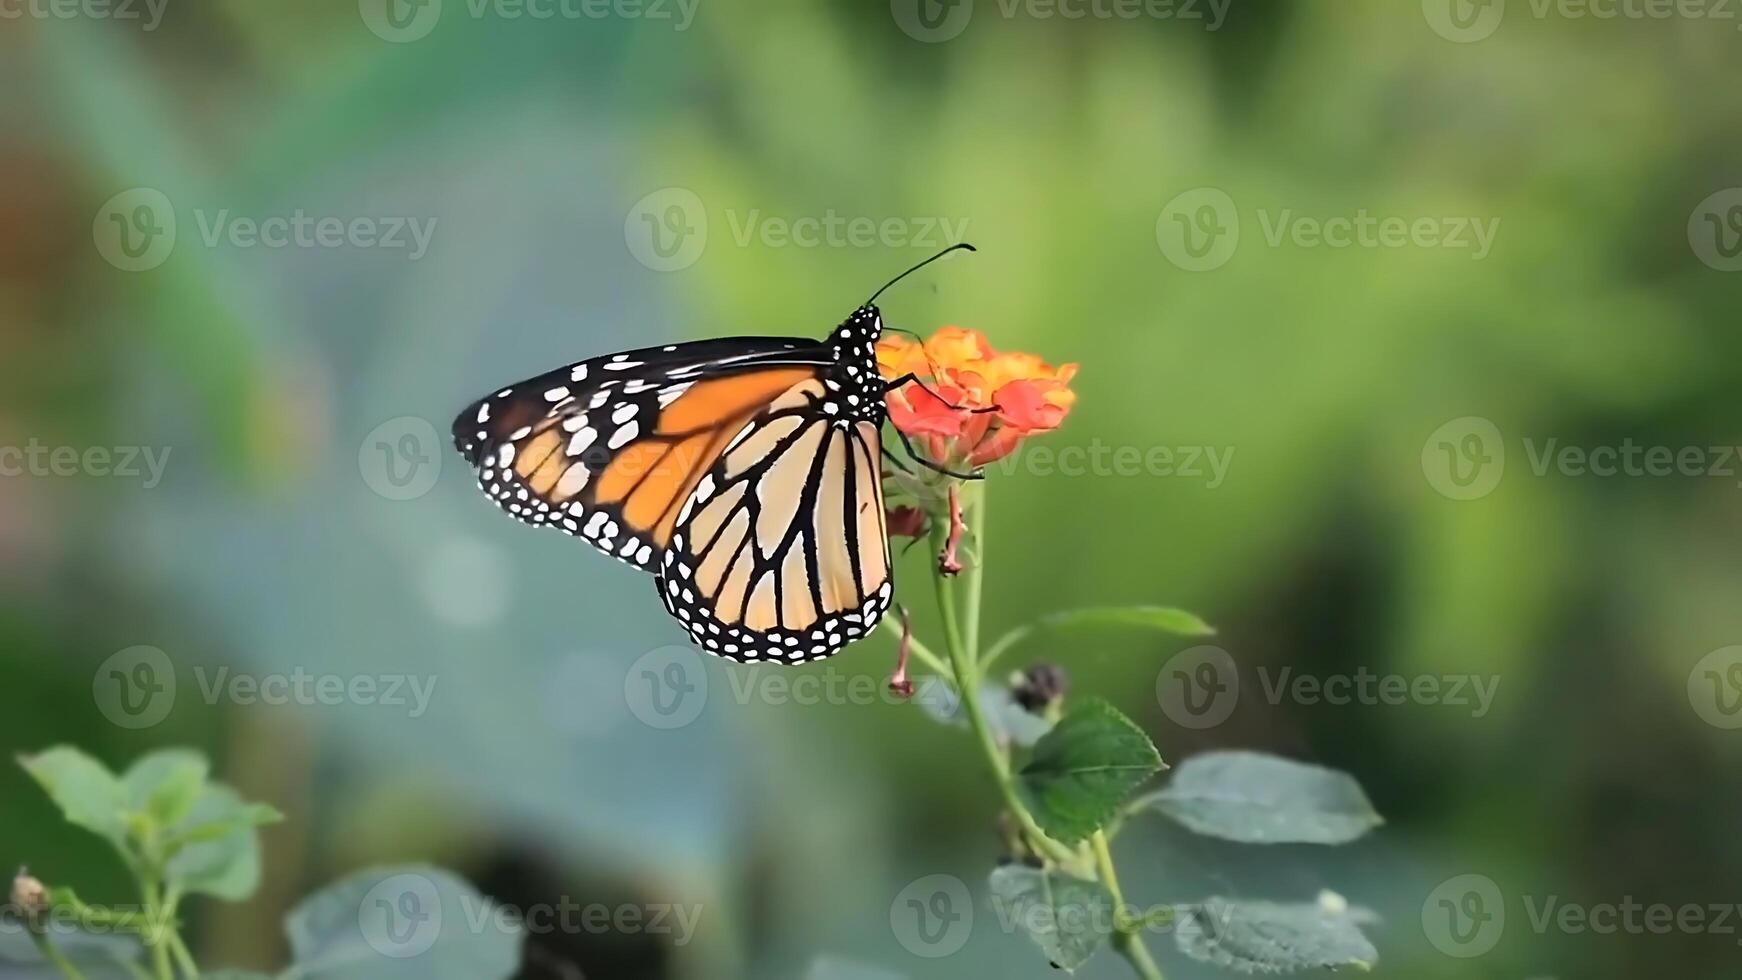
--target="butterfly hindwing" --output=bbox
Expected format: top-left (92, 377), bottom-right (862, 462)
top-left (655, 390), bottom-right (894, 664)
top-left (452, 337), bottom-right (831, 572)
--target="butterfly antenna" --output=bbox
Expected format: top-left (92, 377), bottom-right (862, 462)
top-left (866, 243), bottom-right (976, 305)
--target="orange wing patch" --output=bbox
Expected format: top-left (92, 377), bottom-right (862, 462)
top-left (657, 368), bottom-right (817, 434)
top-left (576, 367), bottom-right (823, 549)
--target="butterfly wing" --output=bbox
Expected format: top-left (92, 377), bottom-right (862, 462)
top-left (453, 338), bottom-right (832, 572)
top-left (656, 376), bottom-right (893, 664)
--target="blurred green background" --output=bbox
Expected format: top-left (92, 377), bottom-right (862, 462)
top-left (3, 0), bottom-right (1741, 977)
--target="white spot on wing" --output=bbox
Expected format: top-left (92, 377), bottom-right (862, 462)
top-left (608, 420), bottom-right (639, 448)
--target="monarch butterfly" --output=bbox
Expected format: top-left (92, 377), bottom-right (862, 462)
top-left (452, 245), bottom-right (977, 665)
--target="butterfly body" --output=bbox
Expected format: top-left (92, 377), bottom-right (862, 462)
top-left (453, 304), bottom-right (895, 664)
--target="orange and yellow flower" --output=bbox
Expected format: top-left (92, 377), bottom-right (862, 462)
top-left (878, 326), bottom-right (1077, 468)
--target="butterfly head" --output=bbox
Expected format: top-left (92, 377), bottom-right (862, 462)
top-left (823, 304), bottom-right (887, 418)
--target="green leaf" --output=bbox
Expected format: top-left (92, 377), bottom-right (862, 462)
top-left (163, 786), bottom-right (280, 901)
top-left (1040, 606), bottom-right (1217, 637)
top-left (123, 748), bottom-right (210, 829)
top-left (1136, 751), bottom-right (1382, 845)
top-left (987, 865), bottom-right (1113, 973)
top-left (1018, 699), bottom-right (1164, 844)
top-left (1174, 896), bottom-right (1378, 973)
top-left (984, 606), bottom-right (1215, 669)
top-left (203, 973), bottom-right (277, 979)
top-left (17, 747), bottom-right (129, 851)
top-left (285, 866), bottom-right (521, 980)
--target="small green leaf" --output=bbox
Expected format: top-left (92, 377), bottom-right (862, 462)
top-left (286, 865), bottom-right (522, 980)
top-left (1137, 751), bottom-right (1382, 845)
top-left (17, 747), bottom-right (129, 851)
top-left (123, 748), bottom-right (210, 828)
top-left (987, 864), bottom-right (1112, 972)
top-left (1040, 606), bottom-right (1217, 637)
top-left (1018, 699), bottom-right (1163, 843)
top-left (984, 606), bottom-right (1215, 669)
top-left (203, 973), bottom-right (276, 979)
top-left (163, 786), bottom-right (278, 901)
top-left (1174, 896), bottom-right (1378, 973)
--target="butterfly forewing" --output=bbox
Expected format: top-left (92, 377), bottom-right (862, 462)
top-left (452, 337), bottom-right (830, 572)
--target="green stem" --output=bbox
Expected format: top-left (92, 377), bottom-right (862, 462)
top-left (1092, 831), bottom-right (1166, 980)
top-left (962, 481), bottom-right (986, 661)
top-left (929, 520), bottom-right (1076, 867)
top-left (139, 879), bottom-right (172, 980)
top-left (28, 925), bottom-right (88, 980)
top-left (167, 932), bottom-right (199, 979)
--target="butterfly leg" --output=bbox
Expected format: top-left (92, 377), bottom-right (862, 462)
top-left (881, 373), bottom-right (1001, 415)
top-left (890, 424), bottom-right (984, 481)
top-left (881, 445), bottom-right (917, 474)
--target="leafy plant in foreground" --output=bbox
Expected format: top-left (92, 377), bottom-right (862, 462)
top-left (4, 747), bottom-right (522, 980)
top-left (880, 326), bottom-right (1383, 977)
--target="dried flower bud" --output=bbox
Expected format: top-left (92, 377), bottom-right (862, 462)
top-left (1011, 663), bottom-right (1068, 713)
top-left (11, 869), bottom-right (47, 920)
